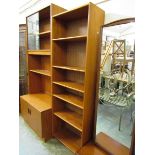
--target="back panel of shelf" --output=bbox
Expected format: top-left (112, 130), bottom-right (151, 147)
top-left (28, 72), bottom-right (51, 95)
top-left (39, 34), bottom-right (50, 49)
top-left (28, 55), bottom-right (50, 71)
top-left (52, 5), bottom-right (88, 39)
top-left (53, 41), bottom-right (86, 68)
top-left (39, 6), bottom-right (50, 50)
top-left (52, 68), bottom-right (84, 83)
top-left (39, 6), bottom-right (50, 33)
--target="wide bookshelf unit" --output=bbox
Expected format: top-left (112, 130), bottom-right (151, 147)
top-left (52, 3), bottom-right (105, 153)
top-left (20, 4), bottom-right (66, 141)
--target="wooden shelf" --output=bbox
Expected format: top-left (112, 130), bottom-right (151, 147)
top-left (53, 81), bottom-right (84, 93)
top-left (53, 4), bottom-right (88, 21)
top-left (39, 30), bottom-right (50, 35)
top-left (54, 109), bottom-right (82, 132)
top-left (53, 66), bottom-right (85, 72)
top-left (28, 51), bottom-right (51, 55)
top-left (30, 69), bottom-right (51, 76)
top-left (55, 127), bottom-right (81, 153)
top-left (53, 35), bottom-right (87, 42)
top-left (53, 93), bottom-right (83, 109)
top-left (39, 30), bottom-right (50, 38)
top-left (20, 93), bottom-right (51, 112)
top-left (27, 49), bottom-right (51, 55)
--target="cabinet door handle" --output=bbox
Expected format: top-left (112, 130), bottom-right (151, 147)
top-left (27, 108), bottom-right (31, 115)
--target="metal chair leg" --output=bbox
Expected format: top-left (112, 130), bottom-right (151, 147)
top-left (130, 105), bottom-right (133, 122)
top-left (119, 109), bottom-right (123, 131)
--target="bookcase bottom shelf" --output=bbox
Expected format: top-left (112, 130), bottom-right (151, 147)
top-left (54, 127), bottom-right (81, 153)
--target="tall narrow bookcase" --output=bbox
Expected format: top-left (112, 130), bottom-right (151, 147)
top-left (20, 4), bottom-right (66, 141)
top-left (52, 3), bottom-right (105, 153)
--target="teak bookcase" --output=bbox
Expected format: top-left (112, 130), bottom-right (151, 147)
top-left (52, 3), bottom-right (105, 153)
top-left (20, 4), bottom-right (66, 141)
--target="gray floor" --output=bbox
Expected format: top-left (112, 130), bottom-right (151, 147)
top-left (96, 103), bottom-right (134, 148)
top-left (19, 116), bottom-right (74, 155)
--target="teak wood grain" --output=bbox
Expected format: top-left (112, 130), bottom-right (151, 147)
top-left (82, 3), bottom-right (105, 145)
top-left (22, 4), bottom-right (66, 141)
top-left (20, 94), bottom-right (52, 141)
top-left (95, 132), bottom-right (130, 155)
top-left (52, 2), bottom-right (105, 153)
top-left (53, 93), bottom-right (84, 109)
top-left (77, 142), bottom-right (109, 155)
top-left (54, 125), bottom-right (81, 153)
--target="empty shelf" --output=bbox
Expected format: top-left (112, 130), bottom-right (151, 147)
top-left (30, 69), bottom-right (51, 76)
top-left (53, 81), bottom-right (84, 93)
top-left (54, 109), bottom-right (82, 132)
top-left (55, 127), bottom-right (81, 153)
top-left (53, 66), bottom-right (85, 72)
top-left (53, 93), bottom-right (83, 109)
top-left (52, 35), bottom-right (87, 42)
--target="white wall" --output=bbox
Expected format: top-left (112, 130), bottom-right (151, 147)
top-left (98, 0), bottom-right (135, 23)
top-left (19, 0), bottom-right (134, 24)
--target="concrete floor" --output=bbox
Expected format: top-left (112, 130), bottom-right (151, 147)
top-left (19, 116), bottom-right (74, 155)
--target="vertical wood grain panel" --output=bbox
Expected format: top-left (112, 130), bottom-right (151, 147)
top-left (82, 3), bottom-right (105, 145)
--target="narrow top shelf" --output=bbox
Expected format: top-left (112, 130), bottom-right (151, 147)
top-left (53, 35), bottom-right (87, 42)
top-left (52, 4), bottom-right (88, 21)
